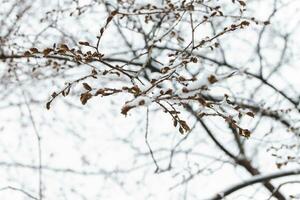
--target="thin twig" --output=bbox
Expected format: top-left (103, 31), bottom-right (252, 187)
top-left (145, 107), bottom-right (160, 173)
top-left (0, 186), bottom-right (39, 200)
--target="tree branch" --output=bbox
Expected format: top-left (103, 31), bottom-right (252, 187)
top-left (210, 169), bottom-right (300, 200)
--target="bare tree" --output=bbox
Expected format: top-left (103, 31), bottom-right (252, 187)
top-left (0, 0), bottom-right (300, 199)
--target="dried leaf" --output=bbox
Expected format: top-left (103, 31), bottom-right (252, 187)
top-left (30, 48), bottom-right (39, 53)
top-left (43, 48), bottom-right (53, 57)
top-left (173, 120), bottom-right (178, 127)
top-left (160, 67), bottom-right (170, 74)
top-left (80, 92), bottom-right (92, 105)
top-left (246, 112), bottom-right (255, 118)
top-left (121, 105), bottom-right (133, 116)
top-left (79, 41), bottom-right (90, 46)
top-left (138, 100), bottom-right (145, 105)
top-left (60, 44), bottom-right (69, 50)
top-left (46, 102), bottom-right (51, 110)
top-left (238, 0), bottom-right (246, 6)
top-left (208, 75), bottom-right (218, 84)
top-left (179, 127), bottom-right (184, 134)
top-left (82, 83), bottom-right (92, 91)
top-left (24, 51), bottom-right (31, 57)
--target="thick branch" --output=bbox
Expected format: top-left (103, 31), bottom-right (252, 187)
top-left (211, 168), bottom-right (300, 200)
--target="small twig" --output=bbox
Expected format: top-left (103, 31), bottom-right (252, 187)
top-left (267, 181), bottom-right (300, 200)
top-left (0, 186), bottom-right (39, 200)
top-left (145, 107), bottom-right (160, 173)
